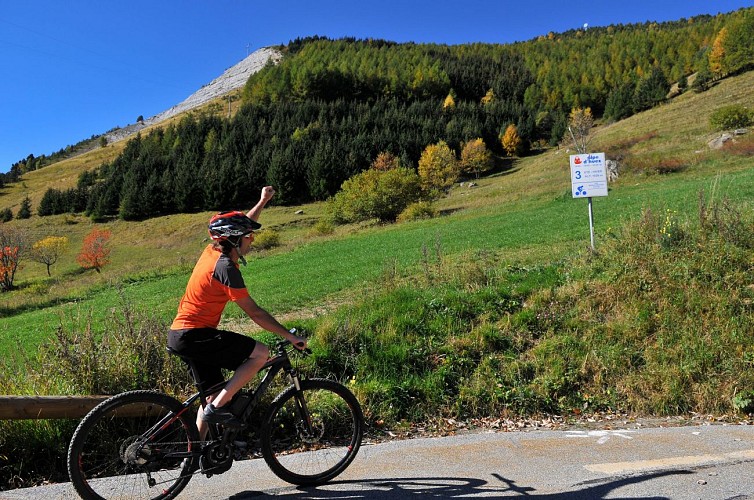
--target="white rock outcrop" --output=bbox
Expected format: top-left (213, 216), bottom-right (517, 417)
top-left (106, 47), bottom-right (282, 143)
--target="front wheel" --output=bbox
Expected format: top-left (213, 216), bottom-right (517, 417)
top-left (67, 390), bottom-right (199, 500)
top-left (260, 378), bottom-right (363, 485)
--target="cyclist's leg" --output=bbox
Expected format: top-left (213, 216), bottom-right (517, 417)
top-left (169, 328), bottom-right (245, 438)
top-left (210, 341), bottom-right (269, 409)
top-left (196, 385), bottom-right (221, 440)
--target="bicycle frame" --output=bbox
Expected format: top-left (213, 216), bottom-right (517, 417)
top-left (233, 346), bottom-right (299, 426)
top-left (136, 344), bottom-right (306, 462)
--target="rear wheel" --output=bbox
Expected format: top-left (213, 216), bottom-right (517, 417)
top-left (260, 378), bottom-right (363, 485)
top-left (67, 390), bottom-right (199, 500)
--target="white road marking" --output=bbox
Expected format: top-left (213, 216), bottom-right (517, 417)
top-left (586, 449), bottom-right (754, 475)
top-left (565, 429), bottom-right (636, 444)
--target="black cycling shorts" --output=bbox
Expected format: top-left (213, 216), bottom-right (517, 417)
top-left (168, 328), bottom-right (257, 394)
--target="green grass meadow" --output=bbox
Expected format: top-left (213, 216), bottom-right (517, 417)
top-left (4, 154), bottom-right (753, 357)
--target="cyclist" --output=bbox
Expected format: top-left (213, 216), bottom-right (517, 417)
top-left (168, 186), bottom-right (307, 434)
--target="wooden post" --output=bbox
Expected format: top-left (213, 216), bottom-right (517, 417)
top-left (0, 396), bottom-right (110, 420)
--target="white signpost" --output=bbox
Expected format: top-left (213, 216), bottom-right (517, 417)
top-left (570, 153), bottom-right (608, 250)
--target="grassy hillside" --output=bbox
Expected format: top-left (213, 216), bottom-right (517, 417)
top-left (1, 68), bottom-right (754, 491)
top-left (1, 71), bottom-right (753, 355)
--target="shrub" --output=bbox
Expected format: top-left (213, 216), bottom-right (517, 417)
top-left (77, 228), bottom-right (111, 273)
top-left (653, 158), bottom-right (687, 175)
top-left (0, 208), bottom-right (12, 222)
top-left (722, 133), bottom-right (754, 156)
top-left (397, 201), bottom-right (438, 223)
top-left (253, 228), bottom-right (281, 250)
top-left (709, 105), bottom-right (753, 131)
top-left (582, 195), bottom-right (754, 414)
top-left (328, 167), bottom-right (422, 223)
top-left (310, 219), bottom-right (335, 236)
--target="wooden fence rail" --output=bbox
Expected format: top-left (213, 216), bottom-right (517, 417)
top-left (0, 396), bottom-right (110, 420)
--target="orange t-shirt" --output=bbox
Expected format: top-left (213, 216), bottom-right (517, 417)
top-left (170, 245), bottom-right (250, 330)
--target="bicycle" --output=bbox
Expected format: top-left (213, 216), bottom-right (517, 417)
top-left (67, 339), bottom-right (364, 500)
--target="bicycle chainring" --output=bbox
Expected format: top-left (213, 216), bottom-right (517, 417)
top-left (200, 442), bottom-right (234, 476)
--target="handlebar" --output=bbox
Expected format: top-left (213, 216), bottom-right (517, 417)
top-left (275, 339), bottom-right (312, 356)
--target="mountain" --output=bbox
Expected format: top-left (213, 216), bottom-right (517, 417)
top-left (105, 47), bottom-right (282, 143)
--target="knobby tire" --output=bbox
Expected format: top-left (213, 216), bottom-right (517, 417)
top-left (260, 378), bottom-right (364, 485)
top-left (67, 390), bottom-right (199, 500)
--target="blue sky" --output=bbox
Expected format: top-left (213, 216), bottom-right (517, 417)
top-left (1, 1), bottom-right (752, 173)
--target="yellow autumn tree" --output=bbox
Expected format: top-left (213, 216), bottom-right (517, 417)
top-left (501, 124), bottom-right (522, 157)
top-left (418, 140), bottom-right (460, 193)
top-left (31, 236), bottom-right (68, 276)
top-left (481, 88), bottom-right (495, 106)
top-left (720, 10), bottom-right (754, 76)
top-left (442, 93), bottom-right (456, 110)
top-left (709, 28), bottom-right (728, 77)
top-left (460, 138), bottom-right (493, 179)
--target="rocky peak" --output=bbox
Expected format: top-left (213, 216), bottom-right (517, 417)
top-left (105, 46), bottom-right (282, 143)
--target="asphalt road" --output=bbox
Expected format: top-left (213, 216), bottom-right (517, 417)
top-left (3, 423), bottom-right (753, 499)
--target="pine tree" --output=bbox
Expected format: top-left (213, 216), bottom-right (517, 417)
top-left (633, 67), bottom-right (669, 112)
top-left (17, 196), bottom-right (31, 219)
top-left (604, 82), bottom-right (636, 121)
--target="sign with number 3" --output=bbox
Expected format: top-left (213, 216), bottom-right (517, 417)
top-left (570, 153), bottom-right (608, 198)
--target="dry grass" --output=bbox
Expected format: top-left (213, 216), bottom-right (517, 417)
top-left (723, 132), bottom-right (754, 156)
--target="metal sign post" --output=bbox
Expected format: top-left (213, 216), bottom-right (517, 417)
top-left (570, 153), bottom-right (608, 251)
top-left (588, 196), bottom-right (595, 250)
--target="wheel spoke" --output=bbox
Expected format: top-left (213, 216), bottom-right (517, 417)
top-left (68, 391), bottom-right (198, 500)
top-left (262, 379), bottom-right (363, 485)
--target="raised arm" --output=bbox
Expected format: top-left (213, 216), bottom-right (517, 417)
top-left (246, 186), bottom-right (275, 222)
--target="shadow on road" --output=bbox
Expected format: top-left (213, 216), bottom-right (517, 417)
top-left (227, 470), bottom-right (692, 499)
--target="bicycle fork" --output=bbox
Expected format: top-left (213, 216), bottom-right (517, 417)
top-left (289, 373), bottom-right (316, 439)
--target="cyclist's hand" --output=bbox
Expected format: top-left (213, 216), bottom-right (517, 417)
top-left (261, 186), bottom-right (275, 202)
top-left (291, 335), bottom-right (308, 350)
top-left (287, 328), bottom-right (308, 350)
